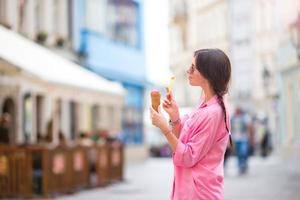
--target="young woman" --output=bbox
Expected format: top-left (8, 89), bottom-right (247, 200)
top-left (150, 48), bottom-right (231, 200)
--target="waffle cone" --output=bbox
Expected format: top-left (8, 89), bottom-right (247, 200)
top-left (151, 90), bottom-right (160, 112)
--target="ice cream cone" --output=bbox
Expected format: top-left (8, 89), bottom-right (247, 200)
top-left (151, 90), bottom-right (160, 112)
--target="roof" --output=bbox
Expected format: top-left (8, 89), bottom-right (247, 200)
top-left (0, 26), bottom-right (125, 95)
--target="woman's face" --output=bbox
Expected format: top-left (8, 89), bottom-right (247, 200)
top-left (187, 57), bottom-right (208, 87)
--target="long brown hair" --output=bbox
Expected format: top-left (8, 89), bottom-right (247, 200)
top-left (194, 49), bottom-right (231, 135)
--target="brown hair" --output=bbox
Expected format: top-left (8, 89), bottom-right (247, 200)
top-left (194, 48), bottom-right (231, 133)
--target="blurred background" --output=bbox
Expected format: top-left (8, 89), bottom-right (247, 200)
top-left (0, 0), bottom-right (300, 199)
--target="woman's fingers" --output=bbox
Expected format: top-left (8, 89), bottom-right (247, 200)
top-left (150, 106), bottom-right (161, 118)
top-left (150, 107), bottom-right (157, 125)
top-left (163, 99), bottom-right (171, 105)
top-left (150, 106), bottom-right (162, 126)
top-left (166, 90), bottom-right (174, 101)
top-left (150, 106), bottom-right (158, 114)
top-left (166, 93), bottom-right (172, 101)
top-left (163, 102), bottom-right (169, 108)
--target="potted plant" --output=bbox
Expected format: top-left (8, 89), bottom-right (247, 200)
top-left (36, 31), bottom-right (48, 44)
top-left (56, 36), bottom-right (65, 47)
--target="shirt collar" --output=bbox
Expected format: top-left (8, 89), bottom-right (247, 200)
top-left (199, 95), bottom-right (219, 108)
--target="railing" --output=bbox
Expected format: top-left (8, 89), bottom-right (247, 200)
top-left (71, 145), bottom-right (89, 190)
top-left (29, 145), bottom-right (73, 196)
top-left (109, 141), bottom-right (124, 182)
top-left (0, 145), bottom-right (32, 198)
top-left (96, 143), bottom-right (111, 186)
top-left (0, 141), bottom-right (124, 198)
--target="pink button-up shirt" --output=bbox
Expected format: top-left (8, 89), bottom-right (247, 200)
top-left (171, 95), bottom-right (230, 200)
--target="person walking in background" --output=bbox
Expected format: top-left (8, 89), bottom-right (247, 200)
top-left (260, 117), bottom-right (272, 158)
top-left (231, 107), bottom-right (254, 174)
top-left (150, 49), bottom-right (231, 200)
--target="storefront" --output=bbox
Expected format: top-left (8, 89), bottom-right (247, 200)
top-left (0, 26), bottom-right (125, 145)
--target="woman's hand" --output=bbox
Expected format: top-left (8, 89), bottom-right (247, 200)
top-left (150, 106), bottom-right (170, 134)
top-left (162, 90), bottom-right (180, 121)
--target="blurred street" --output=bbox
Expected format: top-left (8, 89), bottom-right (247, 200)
top-left (224, 155), bottom-right (300, 200)
top-left (59, 158), bottom-right (173, 200)
top-left (58, 155), bottom-right (300, 200)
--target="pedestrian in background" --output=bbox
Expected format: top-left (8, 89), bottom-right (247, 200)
top-left (231, 107), bottom-right (254, 174)
top-left (151, 48), bottom-right (231, 200)
top-left (260, 117), bottom-right (272, 157)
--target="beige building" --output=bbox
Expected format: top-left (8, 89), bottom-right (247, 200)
top-left (168, 0), bottom-right (299, 153)
top-left (169, 0), bottom-right (230, 107)
top-left (252, 0), bottom-right (281, 147)
top-left (0, 26), bottom-right (124, 145)
top-left (230, 0), bottom-right (300, 165)
top-left (229, 0), bottom-right (281, 148)
top-left (168, 0), bottom-right (279, 110)
top-left (276, 0), bottom-right (300, 168)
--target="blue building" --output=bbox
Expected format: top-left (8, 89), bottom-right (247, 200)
top-left (73, 0), bottom-right (147, 144)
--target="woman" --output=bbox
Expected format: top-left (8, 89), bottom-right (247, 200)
top-left (150, 48), bottom-right (231, 200)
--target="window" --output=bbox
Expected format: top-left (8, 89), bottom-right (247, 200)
top-left (53, 0), bottom-right (60, 34)
top-left (68, 0), bottom-right (74, 40)
top-left (34, 0), bottom-right (43, 32)
top-left (85, 0), bottom-right (140, 48)
top-left (122, 106), bottom-right (143, 144)
top-left (69, 101), bottom-right (78, 140)
top-left (286, 83), bottom-right (294, 143)
top-left (108, 106), bottom-right (115, 128)
top-left (91, 105), bottom-right (100, 129)
top-left (172, 0), bottom-right (187, 20)
top-left (0, 0), bottom-right (7, 26)
top-left (18, 0), bottom-right (28, 33)
top-left (107, 0), bottom-right (139, 47)
top-left (36, 95), bottom-right (44, 140)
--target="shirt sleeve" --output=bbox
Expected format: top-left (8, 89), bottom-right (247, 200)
top-left (173, 114), bottom-right (218, 168)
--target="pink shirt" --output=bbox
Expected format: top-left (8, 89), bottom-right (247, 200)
top-left (171, 95), bottom-right (230, 200)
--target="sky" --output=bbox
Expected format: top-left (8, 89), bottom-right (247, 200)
top-left (144, 0), bottom-right (172, 87)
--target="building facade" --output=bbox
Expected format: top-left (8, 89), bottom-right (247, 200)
top-left (229, 0), bottom-right (280, 146)
top-left (73, 0), bottom-right (147, 144)
top-left (276, 0), bottom-right (300, 167)
top-left (0, 0), bottom-right (146, 144)
top-left (0, 26), bottom-right (124, 145)
top-left (168, 0), bottom-right (284, 149)
top-left (0, 0), bottom-right (73, 48)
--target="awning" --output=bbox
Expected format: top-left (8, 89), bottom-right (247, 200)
top-left (0, 26), bottom-right (125, 95)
